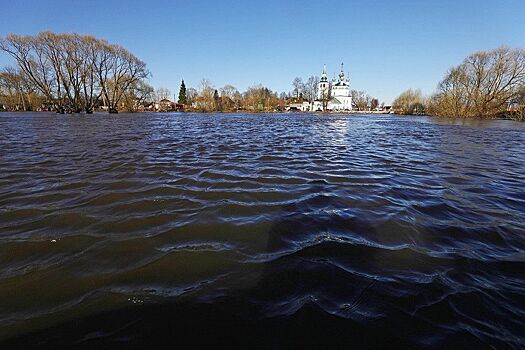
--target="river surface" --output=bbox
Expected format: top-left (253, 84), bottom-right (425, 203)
top-left (0, 112), bottom-right (524, 349)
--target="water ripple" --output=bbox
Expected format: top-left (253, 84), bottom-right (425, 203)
top-left (0, 112), bottom-right (524, 348)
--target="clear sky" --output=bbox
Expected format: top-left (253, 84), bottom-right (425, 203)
top-left (1, 0), bottom-right (524, 103)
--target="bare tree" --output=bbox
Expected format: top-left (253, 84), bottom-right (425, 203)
top-left (243, 84), bottom-right (278, 111)
top-left (122, 80), bottom-right (154, 112)
top-left (392, 89), bottom-right (426, 114)
top-left (186, 87), bottom-right (198, 106)
top-left (429, 46), bottom-right (525, 118)
top-left (351, 90), bottom-right (372, 111)
top-left (155, 87), bottom-right (171, 101)
top-left (193, 79), bottom-right (215, 111)
top-left (0, 31), bottom-right (150, 114)
top-left (0, 66), bottom-right (40, 110)
top-left (220, 84), bottom-right (239, 100)
top-left (292, 77), bottom-right (304, 99)
top-left (219, 85), bottom-right (239, 111)
top-left (305, 76), bottom-right (319, 102)
top-left (370, 98), bottom-right (379, 110)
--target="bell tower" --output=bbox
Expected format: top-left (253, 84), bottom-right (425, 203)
top-left (318, 64), bottom-right (329, 100)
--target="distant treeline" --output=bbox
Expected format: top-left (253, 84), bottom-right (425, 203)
top-left (393, 47), bottom-right (525, 121)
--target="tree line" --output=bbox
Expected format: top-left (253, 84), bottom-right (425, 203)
top-left (0, 32), bottom-right (149, 113)
top-left (178, 79), bottom-right (285, 112)
top-left (393, 46), bottom-right (525, 120)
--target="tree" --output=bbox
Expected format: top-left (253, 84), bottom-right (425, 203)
top-left (213, 89), bottom-right (221, 111)
top-left (122, 79), bottom-right (154, 112)
top-left (155, 87), bottom-right (171, 101)
top-left (393, 89), bottom-right (426, 115)
top-left (177, 80), bottom-right (187, 105)
top-left (220, 85), bottom-right (238, 100)
top-left (305, 76), bottom-right (319, 102)
top-left (0, 31), bottom-right (150, 113)
top-left (292, 77), bottom-right (304, 99)
top-left (370, 98), bottom-right (379, 110)
top-left (194, 79), bottom-right (215, 111)
top-left (0, 66), bottom-right (41, 111)
top-left (219, 85), bottom-right (238, 111)
top-left (351, 90), bottom-right (371, 111)
top-left (233, 91), bottom-right (243, 110)
top-left (243, 84), bottom-right (277, 111)
top-left (513, 86), bottom-right (525, 121)
top-left (186, 87), bottom-right (198, 106)
top-left (429, 47), bottom-right (525, 118)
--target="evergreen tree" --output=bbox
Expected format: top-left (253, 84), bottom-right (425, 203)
top-left (213, 89), bottom-right (222, 111)
top-left (178, 80), bottom-right (187, 105)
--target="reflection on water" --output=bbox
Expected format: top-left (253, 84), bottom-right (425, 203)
top-left (0, 112), bottom-right (524, 349)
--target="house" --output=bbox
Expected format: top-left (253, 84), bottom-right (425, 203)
top-left (287, 99), bottom-right (310, 112)
top-left (158, 99), bottom-right (173, 111)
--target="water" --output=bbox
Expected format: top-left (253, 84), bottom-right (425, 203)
top-left (0, 112), bottom-right (524, 349)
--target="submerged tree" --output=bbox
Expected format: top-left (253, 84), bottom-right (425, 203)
top-left (393, 89), bottom-right (426, 115)
top-left (121, 79), bottom-right (154, 112)
top-left (0, 32), bottom-right (150, 113)
top-left (429, 46), bottom-right (525, 118)
top-left (0, 66), bottom-right (42, 111)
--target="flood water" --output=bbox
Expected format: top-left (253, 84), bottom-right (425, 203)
top-left (0, 112), bottom-right (524, 349)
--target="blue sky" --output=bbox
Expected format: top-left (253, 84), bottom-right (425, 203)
top-left (1, 0), bottom-right (524, 103)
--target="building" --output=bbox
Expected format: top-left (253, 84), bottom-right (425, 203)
top-left (312, 63), bottom-right (353, 112)
top-left (287, 100), bottom-right (311, 112)
top-left (312, 65), bottom-right (330, 112)
top-left (158, 99), bottom-right (173, 111)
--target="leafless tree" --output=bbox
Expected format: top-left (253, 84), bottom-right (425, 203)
top-left (370, 98), bottom-right (379, 110)
top-left (292, 77), bottom-right (305, 99)
top-left (351, 90), bottom-right (372, 111)
top-left (186, 87), bottom-right (198, 106)
top-left (192, 79), bottom-right (215, 111)
top-left (429, 46), bottom-right (525, 118)
top-left (393, 89), bottom-right (426, 114)
top-left (155, 87), bottom-right (171, 101)
top-left (0, 66), bottom-right (40, 110)
top-left (122, 80), bottom-right (154, 112)
top-left (0, 31), bottom-right (150, 113)
top-left (220, 85), bottom-right (239, 100)
top-left (305, 76), bottom-right (319, 102)
top-left (243, 84), bottom-right (279, 111)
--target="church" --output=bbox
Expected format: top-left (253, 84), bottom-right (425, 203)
top-left (312, 64), bottom-right (353, 112)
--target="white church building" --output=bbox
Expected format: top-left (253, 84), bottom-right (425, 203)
top-left (312, 63), bottom-right (353, 112)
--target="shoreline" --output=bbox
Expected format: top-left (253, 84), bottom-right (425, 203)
top-left (0, 109), bottom-right (392, 115)
top-left (2, 110), bottom-right (521, 121)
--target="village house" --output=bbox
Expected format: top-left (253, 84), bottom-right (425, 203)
top-left (287, 100), bottom-right (311, 112)
top-left (158, 99), bottom-right (173, 111)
